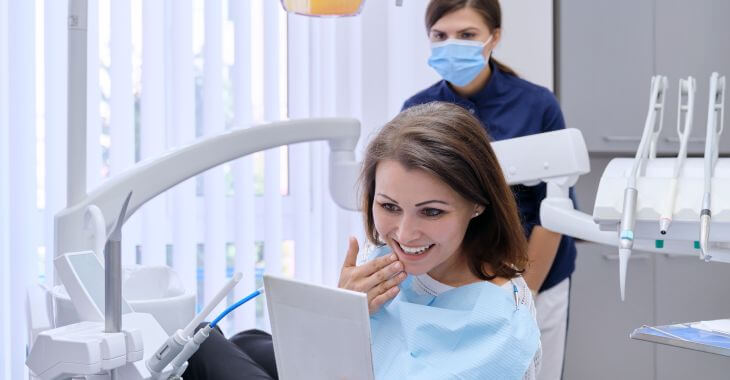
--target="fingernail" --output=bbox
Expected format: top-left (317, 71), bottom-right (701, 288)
top-left (390, 253), bottom-right (397, 261)
top-left (393, 262), bottom-right (402, 270)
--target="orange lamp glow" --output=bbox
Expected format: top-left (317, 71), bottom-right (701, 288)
top-left (281, 0), bottom-right (365, 17)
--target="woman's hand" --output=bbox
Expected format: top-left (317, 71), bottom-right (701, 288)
top-left (338, 237), bottom-right (407, 315)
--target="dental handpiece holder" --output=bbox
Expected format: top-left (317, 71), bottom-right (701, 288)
top-left (593, 157), bottom-right (730, 262)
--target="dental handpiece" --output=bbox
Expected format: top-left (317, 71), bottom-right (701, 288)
top-left (699, 194), bottom-right (712, 262)
top-left (660, 77), bottom-right (696, 235)
top-left (167, 287), bottom-right (265, 379)
top-left (146, 272), bottom-right (243, 378)
top-left (618, 187), bottom-right (638, 301)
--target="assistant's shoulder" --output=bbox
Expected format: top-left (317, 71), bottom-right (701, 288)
top-left (502, 74), bottom-right (564, 131)
top-left (504, 74), bottom-right (559, 108)
top-left (402, 81), bottom-right (449, 111)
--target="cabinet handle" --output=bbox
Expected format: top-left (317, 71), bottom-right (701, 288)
top-left (661, 253), bottom-right (700, 260)
top-left (663, 136), bottom-right (705, 144)
top-left (601, 252), bottom-right (651, 261)
top-left (602, 135), bottom-right (641, 142)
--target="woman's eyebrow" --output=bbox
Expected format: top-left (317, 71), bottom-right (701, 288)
top-left (430, 27), bottom-right (480, 34)
top-left (415, 200), bottom-right (449, 207)
top-left (376, 193), bottom-right (398, 204)
top-left (456, 27), bottom-right (480, 33)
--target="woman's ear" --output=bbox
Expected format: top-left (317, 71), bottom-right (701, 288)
top-left (472, 205), bottom-right (485, 218)
top-left (491, 28), bottom-right (502, 46)
top-left (487, 28), bottom-right (502, 52)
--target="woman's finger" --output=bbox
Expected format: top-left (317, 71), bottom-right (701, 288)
top-left (341, 236), bottom-right (359, 269)
top-left (369, 285), bottom-right (400, 315)
top-left (355, 251), bottom-right (399, 279)
top-left (366, 271), bottom-right (406, 302)
top-left (360, 260), bottom-right (403, 291)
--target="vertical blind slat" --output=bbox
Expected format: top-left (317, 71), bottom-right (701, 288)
top-left (86, 0), bottom-right (102, 190)
top-left (202, 0), bottom-right (227, 310)
top-left (287, 15), bottom-right (312, 282)
top-left (109, 0), bottom-right (138, 266)
top-left (320, 20), bottom-right (340, 286)
top-left (8, 0), bottom-right (36, 377)
top-left (333, 19), bottom-right (359, 273)
top-left (0, 0), bottom-right (11, 376)
top-left (169, 0), bottom-right (197, 299)
top-left (308, 21), bottom-right (324, 283)
top-left (140, 0), bottom-right (167, 266)
top-left (44, 0), bottom-right (68, 286)
top-left (231, 0), bottom-right (256, 329)
top-left (262, 0), bottom-right (282, 279)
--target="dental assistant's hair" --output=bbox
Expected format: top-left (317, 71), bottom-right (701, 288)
top-left (425, 0), bottom-right (518, 77)
top-left (360, 102), bottom-right (528, 280)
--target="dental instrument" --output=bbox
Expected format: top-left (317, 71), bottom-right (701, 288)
top-left (618, 75), bottom-right (667, 301)
top-left (659, 76), bottom-right (696, 235)
top-left (699, 72), bottom-right (726, 261)
top-left (146, 273), bottom-right (243, 379)
top-left (166, 288), bottom-right (265, 380)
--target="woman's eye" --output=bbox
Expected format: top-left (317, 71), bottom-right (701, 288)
top-left (459, 32), bottom-right (476, 39)
top-left (422, 208), bottom-right (443, 217)
top-left (430, 32), bottom-right (446, 41)
top-left (381, 203), bottom-right (400, 213)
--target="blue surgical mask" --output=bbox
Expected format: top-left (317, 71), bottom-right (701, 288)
top-left (428, 37), bottom-right (492, 87)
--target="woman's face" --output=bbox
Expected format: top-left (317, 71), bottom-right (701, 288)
top-left (372, 159), bottom-right (480, 280)
top-left (429, 7), bottom-right (498, 56)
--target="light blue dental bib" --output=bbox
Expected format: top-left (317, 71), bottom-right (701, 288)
top-left (368, 248), bottom-right (540, 380)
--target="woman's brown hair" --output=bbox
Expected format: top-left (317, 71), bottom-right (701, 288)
top-left (425, 0), bottom-right (518, 77)
top-left (360, 102), bottom-right (527, 280)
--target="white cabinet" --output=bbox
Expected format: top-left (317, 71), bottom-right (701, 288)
top-left (559, 0), bottom-right (730, 155)
top-left (564, 242), bottom-right (655, 380)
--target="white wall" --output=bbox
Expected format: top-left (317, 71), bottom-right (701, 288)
top-left (497, 1), bottom-right (554, 90)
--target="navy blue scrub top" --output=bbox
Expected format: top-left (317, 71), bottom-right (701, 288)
top-left (402, 60), bottom-right (576, 293)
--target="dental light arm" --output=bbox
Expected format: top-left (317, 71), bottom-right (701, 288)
top-left (493, 129), bottom-right (618, 246)
top-left (55, 118), bottom-right (361, 265)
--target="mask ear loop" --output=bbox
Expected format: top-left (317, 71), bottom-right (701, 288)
top-left (481, 35), bottom-right (493, 48)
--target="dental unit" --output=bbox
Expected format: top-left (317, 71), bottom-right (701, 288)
top-left (618, 75), bottom-right (667, 301)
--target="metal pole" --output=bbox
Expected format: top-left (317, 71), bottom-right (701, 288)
top-left (67, 0), bottom-right (88, 207)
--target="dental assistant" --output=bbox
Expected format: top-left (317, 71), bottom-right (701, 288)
top-left (401, 1), bottom-right (577, 379)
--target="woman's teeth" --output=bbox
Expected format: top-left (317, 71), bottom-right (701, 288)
top-left (398, 243), bottom-right (433, 255)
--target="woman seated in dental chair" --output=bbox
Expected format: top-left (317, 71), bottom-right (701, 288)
top-left (184, 101), bottom-right (541, 380)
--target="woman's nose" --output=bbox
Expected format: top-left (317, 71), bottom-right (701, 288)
top-left (396, 214), bottom-right (421, 242)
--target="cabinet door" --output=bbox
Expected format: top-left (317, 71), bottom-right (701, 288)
top-left (654, 253), bottom-right (730, 379)
top-left (558, 0), bottom-right (655, 153)
top-left (655, 0), bottom-right (730, 155)
top-left (564, 243), bottom-right (655, 380)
